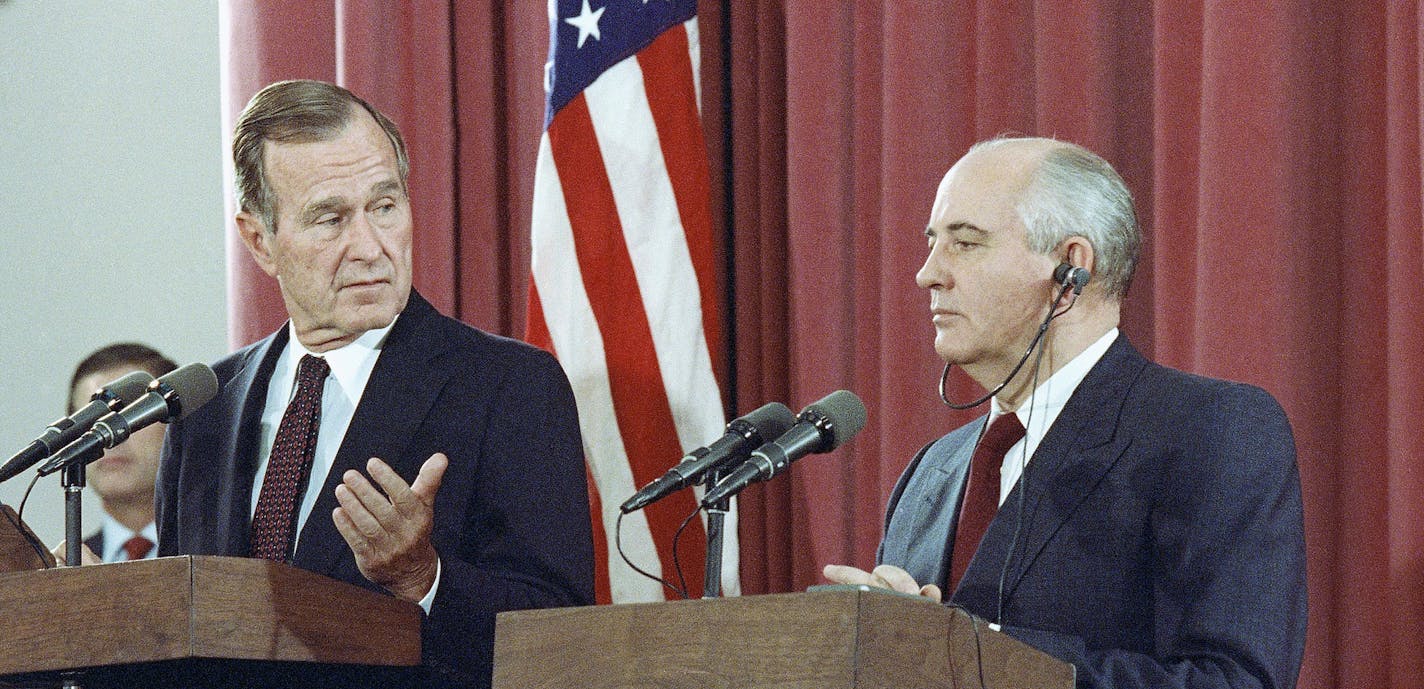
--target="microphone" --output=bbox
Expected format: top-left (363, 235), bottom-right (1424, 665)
top-left (36, 363), bottom-right (220, 477)
top-left (0, 371), bottom-right (155, 484)
top-left (620, 402), bottom-right (795, 513)
top-left (701, 390), bottom-right (867, 507)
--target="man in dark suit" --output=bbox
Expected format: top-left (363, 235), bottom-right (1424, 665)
top-left (156, 80), bottom-right (594, 688)
top-left (72, 343), bottom-right (176, 563)
top-left (825, 137), bottom-right (1307, 688)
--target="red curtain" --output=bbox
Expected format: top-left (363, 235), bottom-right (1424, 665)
top-left (224, 1), bottom-right (1423, 687)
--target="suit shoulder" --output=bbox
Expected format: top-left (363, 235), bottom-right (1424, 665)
top-left (1134, 361), bottom-right (1286, 419)
top-left (209, 334), bottom-right (276, 382)
top-left (422, 314), bottom-right (572, 395)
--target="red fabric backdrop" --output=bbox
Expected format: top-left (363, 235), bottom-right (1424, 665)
top-left (223, 2), bottom-right (1424, 686)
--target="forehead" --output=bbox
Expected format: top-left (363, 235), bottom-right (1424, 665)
top-left (928, 148), bottom-right (1036, 231)
top-left (262, 110), bottom-right (399, 212)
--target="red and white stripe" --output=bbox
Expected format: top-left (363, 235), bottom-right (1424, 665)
top-left (527, 18), bottom-right (735, 603)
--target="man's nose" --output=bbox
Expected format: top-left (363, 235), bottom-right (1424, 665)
top-left (344, 212), bottom-right (383, 260)
top-left (916, 249), bottom-right (949, 290)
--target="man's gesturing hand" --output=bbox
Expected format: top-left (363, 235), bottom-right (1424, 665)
top-left (333, 452), bottom-right (448, 603)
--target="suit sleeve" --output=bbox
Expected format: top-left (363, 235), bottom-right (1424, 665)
top-left (1001, 384), bottom-right (1308, 689)
top-left (420, 347), bottom-right (595, 687)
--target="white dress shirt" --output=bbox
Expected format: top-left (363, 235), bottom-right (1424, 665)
top-left (988, 328), bottom-right (1119, 505)
top-left (98, 515), bottom-right (157, 563)
top-left (249, 317), bottom-right (441, 612)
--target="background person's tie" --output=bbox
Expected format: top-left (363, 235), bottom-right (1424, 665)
top-left (249, 354), bottom-right (329, 562)
top-left (122, 534), bottom-right (152, 561)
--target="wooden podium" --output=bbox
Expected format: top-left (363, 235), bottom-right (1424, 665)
top-left (0, 556), bottom-right (421, 688)
top-left (493, 587), bottom-right (1074, 688)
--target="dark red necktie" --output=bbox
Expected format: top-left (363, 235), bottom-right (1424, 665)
top-left (249, 354), bottom-right (329, 562)
top-left (122, 535), bottom-right (153, 561)
top-left (948, 412), bottom-right (1026, 592)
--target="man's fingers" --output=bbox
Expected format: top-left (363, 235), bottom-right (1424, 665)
top-left (335, 482), bottom-right (385, 539)
top-left (869, 564), bottom-right (922, 594)
top-left (332, 506), bottom-right (369, 553)
top-left (409, 453), bottom-right (448, 502)
top-left (918, 583), bottom-right (944, 602)
top-left (823, 564), bottom-right (874, 585)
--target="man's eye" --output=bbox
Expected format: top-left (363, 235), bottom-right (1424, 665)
top-left (316, 214), bottom-right (341, 226)
top-left (373, 201), bottom-right (395, 215)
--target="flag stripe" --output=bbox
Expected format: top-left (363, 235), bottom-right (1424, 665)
top-left (548, 97), bottom-right (705, 594)
top-left (582, 57), bottom-right (723, 465)
top-left (637, 24), bottom-right (725, 390)
top-left (529, 135), bottom-right (665, 602)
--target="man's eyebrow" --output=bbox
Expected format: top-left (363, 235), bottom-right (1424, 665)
top-left (371, 179), bottom-right (404, 197)
top-left (926, 221), bottom-right (988, 237)
top-left (299, 197), bottom-right (347, 224)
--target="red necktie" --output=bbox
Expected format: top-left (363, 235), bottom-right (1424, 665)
top-left (122, 535), bottom-right (153, 561)
top-left (249, 354), bottom-right (329, 562)
top-left (948, 412), bottom-right (1026, 592)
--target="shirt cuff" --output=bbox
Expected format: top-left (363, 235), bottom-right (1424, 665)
top-left (416, 557), bottom-right (441, 614)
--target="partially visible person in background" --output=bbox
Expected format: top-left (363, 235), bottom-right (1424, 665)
top-left (69, 343), bottom-right (176, 562)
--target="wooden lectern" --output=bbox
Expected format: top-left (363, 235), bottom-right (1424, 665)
top-left (493, 587), bottom-right (1074, 688)
top-left (0, 555), bottom-right (421, 688)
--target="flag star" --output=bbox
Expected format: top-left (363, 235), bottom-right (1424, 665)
top-left (565, 0), bottom-right (605, 49)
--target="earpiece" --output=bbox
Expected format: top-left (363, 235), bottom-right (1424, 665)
top-left (1053, 263), bottom-right (1091, 295)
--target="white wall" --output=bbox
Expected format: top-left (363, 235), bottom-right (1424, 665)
top-left (0, 1), bottom-right (227, 546)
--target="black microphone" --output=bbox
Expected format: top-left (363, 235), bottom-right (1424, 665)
top-left (620, 402), bottom-right (795, 513)
top-left (701, 390), bottom-right (867, 507)
top-left (36, 363), bottom-right (220, 477)
top-left (0, 371), bottom-right (155, 484)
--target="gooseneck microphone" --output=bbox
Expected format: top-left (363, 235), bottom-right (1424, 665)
top-left (621, 402), bottom-right (795, 513)
top-left (36, 363), bottom-right (220, 477)
top-left (701, 390), bottom-right (867, 507)
top-left (0, 371), bottom-right (155, 484)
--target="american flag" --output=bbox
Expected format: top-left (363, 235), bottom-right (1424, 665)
top-left (525, 0), bottom-right (734, 602)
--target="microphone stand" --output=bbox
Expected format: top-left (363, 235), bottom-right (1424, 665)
top-left (60, 462), bottom-right (92, 567)
top-left (60, 449), bottom-right (101, 689)
top-left (701, 466), bottom-right (729, 598)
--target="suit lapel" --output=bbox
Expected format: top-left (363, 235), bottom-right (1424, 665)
top-left (291, 292), bottom-right (457, 580)
top-left (211, 330), bottom-right (287, 555)
top-left (881, 420), bottom-right (982, 589)
top-left (965, 336), bottom-right (1148, 603)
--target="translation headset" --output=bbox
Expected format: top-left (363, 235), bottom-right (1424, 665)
top-left (937, 262), bottom-right (1091, 409)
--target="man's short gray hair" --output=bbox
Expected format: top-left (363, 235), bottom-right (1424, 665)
top-left (970, 137), bottom-right (1141, 299)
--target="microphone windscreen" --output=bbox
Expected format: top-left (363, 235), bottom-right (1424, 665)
top-left (106, 371), bottom-right (156, 405)
top-left (742, 401), bottom-right (796, 440)
top-left (804, 390), bottom-right (867, 450)
top-left (155, 363), bottom-right (220, 421)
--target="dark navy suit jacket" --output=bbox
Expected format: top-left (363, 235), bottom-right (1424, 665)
top-left (880, 336), bottom-right (1307, 689)
top-left (156, 291), bottom-right (595, 688)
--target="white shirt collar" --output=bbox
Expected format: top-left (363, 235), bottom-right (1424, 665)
top-left (99, 513), bottom-right (157, 562)
top-left (284, 317), bottom-right (398, 398)
top-left (988, 327), bottom-right (1119, 502)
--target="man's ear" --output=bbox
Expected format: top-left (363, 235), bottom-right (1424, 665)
top-left (1060, 236), bottom-right (1096, 277)
top-left (235, 211), bottom-right (279, 278)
